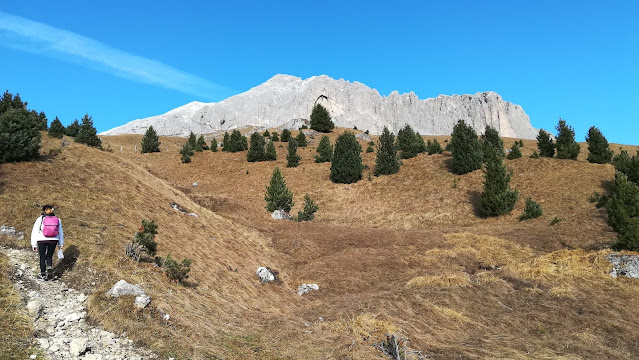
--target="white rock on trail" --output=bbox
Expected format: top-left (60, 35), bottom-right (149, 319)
top-left (101, 74), bottom-right (539, 139)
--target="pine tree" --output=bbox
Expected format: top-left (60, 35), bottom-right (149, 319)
top-left (286, 138), bottom-right (300, 167)
top-left (241, 133), bottom-right (249, 151)
top-left (265, 167), bottom-right (294, 212)
top-left (65, 120), bottom-right (80, 137)
top-left (374, 127), bottom-right (400, 176)
top-left (281, 129), bottom-right (291, 142)
top-left (480, 146), bottom-right (518, 217)
top-left (297, 194), bottom-right (319, 221)
top-left (179, 143), bottom-right (194, 163)
top-left (536, 129), bottom-right (555, 157)
top-left (607, 172), bottom-right (639, 233)
top-left (315, 135), bottom-right (333, 163)
top-left (187, 132), bottom-right (197, 149)
top-left (210, 138), bottom-right (218, 152)
top-left (426, 138), bottom-right (443, 155)
top-left (310, 103), bottom-right (334, 132)
top-left (481, 126), bottom-right (504, 160)
top-left (48, 117), bottom-right (66, 139)
top-left (271, 132), bottom-right (279, 142)
top-left (397, 124), bottom-right (419, 159)
top-left (415, 132), bottom-right (427, 153)
top-left (585, 126), bottom-right (613, 164)
top-left (0, 108), bottom-right (42, 163)
top-left (613, 149), bottom-right (639, 184)
top-left (519, 197), bottom-right (543, 220)
top-left (74, 114), bottom-right (102, 148)
top-left (331, 131), bottom-right (363, 183)
top-left (247, 132), bottom-right (266, 162)
top-left (265, 141), bottom-right (277, 161)
top-left (141, 126), bottom-right (161, 153)
top-left (296, 131), bottom-right (307, 147)
top-left (450, 120), bottom-right (483, 175)
top-left (221, 132), bottom-right (230, 151)
top-left (228, 130), bottom-right (245, 152)
top-left (506, 142), bottom-right (522, 159)
top-left (555, 118), bottom-right (580, 160)
top-left (34, 111), bottom-right (47, 130)
top-left (196, 135), bottom-right (207, 151)
top-left (263, 130), bottom-right (270, 137)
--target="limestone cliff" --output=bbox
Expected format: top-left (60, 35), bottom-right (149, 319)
top-left (102, 74), bottom-right (537, 138)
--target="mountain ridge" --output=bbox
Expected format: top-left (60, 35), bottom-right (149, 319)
top-left (101, 74), bottom-right (538, 138)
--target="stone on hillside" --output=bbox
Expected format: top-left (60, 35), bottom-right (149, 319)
top-left (302, 129), bottom-right (320, 137)
top-left (83, 354), bottom-right (103, 360)
top-left (271, 210), bottom-right (292, 220)
top-left (256, 267), bottom-right (275, 284)
top-left (608, 254), bottom-right (639, 279)
top-left (355, 133), bottom-right (372, 141)
top-left (134, 295), bottom-right (151, 309)
top-left (106, 280), bottom-right (145, 297)
top-left (277, 118), bottom-right (310, 132)
top-left (0, 225), bottom-right (24, 239)
top-left (27, 300), bottom-right (43, 319)
top-left (297, 283), bottom-right (319, 296)
top-left (69, 338), bottom-right (88, 356)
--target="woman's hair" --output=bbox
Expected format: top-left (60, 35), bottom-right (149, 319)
top-left (42, 204), bottom-right (54, 212)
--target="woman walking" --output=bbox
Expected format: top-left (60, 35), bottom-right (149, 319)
top-left (31, 205), bottom-right (64, 280)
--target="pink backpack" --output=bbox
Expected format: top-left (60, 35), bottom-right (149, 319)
top-left (41, 216), bottom-right (60, 237)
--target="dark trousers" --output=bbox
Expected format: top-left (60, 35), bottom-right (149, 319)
top-left (38, 242), bottom-right (57, 275)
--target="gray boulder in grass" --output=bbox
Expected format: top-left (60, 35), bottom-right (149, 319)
top-left (106, 280), bottom-right (145, 297)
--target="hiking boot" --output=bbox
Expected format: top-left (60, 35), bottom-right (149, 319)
top-left (37, 273), bottom-right (47, 281)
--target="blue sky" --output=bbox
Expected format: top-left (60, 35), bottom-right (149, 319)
top-left (1, 1), bottom-right (637, 144)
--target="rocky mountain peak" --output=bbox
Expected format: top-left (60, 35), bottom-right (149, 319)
top-left (101, 74), bottom-right (538, 139)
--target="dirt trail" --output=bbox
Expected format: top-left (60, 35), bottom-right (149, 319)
top-left (2, 246), bottom-right (159, 360)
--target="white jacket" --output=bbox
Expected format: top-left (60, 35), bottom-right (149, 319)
top-left (31, 215), bottom-right (64, 248)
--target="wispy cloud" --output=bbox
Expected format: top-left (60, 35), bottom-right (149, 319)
top-left (0, 11), bottom-right (227, 99)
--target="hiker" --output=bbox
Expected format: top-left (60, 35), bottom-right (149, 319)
top-left (30, 205), bottom-right (64, 280)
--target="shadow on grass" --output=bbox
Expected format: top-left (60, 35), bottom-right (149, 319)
top-left (467, 190), bottom-right (483, 217)
top-left (53, 245), bottom-right (79, 278)
top-left (600, 179), bottom-right (614, 193)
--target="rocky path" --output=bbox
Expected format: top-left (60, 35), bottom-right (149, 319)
top-left (2, 246), bottom-right (158, 360)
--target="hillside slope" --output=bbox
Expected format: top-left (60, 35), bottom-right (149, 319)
top-left (1, 132), bottom-right (639, 359)
top-left (101, 74), bottom-right (538, 139)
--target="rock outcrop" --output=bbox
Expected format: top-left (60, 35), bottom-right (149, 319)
top-left (101, 74), bottom-right (538, 139)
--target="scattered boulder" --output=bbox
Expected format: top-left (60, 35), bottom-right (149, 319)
top-left (302, 130), bottom-right (320, 137)
top-left (271, 210), bottom-right (292, 220)
top-left (106, 280), bottom-right (145, 297)
top-left (27, 300), bottom-right (43, 319)
top-left (69, 337), bottom-right (88, 356)
top-left (277, 118), bottom-right (310, 131)
top-left (171, 202), bottom-right (197, 217)
top-left (134, 295), bottom-right (151, 309)
top-left (355, 133), bottom-right (372, 141)
top-left (0, 225), bottom-right (24, 240)
top-left (608, 253), bottom-right (639, 279)
top-left (297, 283), bottom-right (319, 296)
top-left (256, 267), bottom-right (275, 284)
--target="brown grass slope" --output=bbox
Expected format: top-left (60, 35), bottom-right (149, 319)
top-left (1, 130), bottom-right (638, 359)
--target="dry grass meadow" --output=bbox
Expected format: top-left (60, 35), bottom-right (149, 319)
top-left (1, 129), bottom-right (639, 359)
